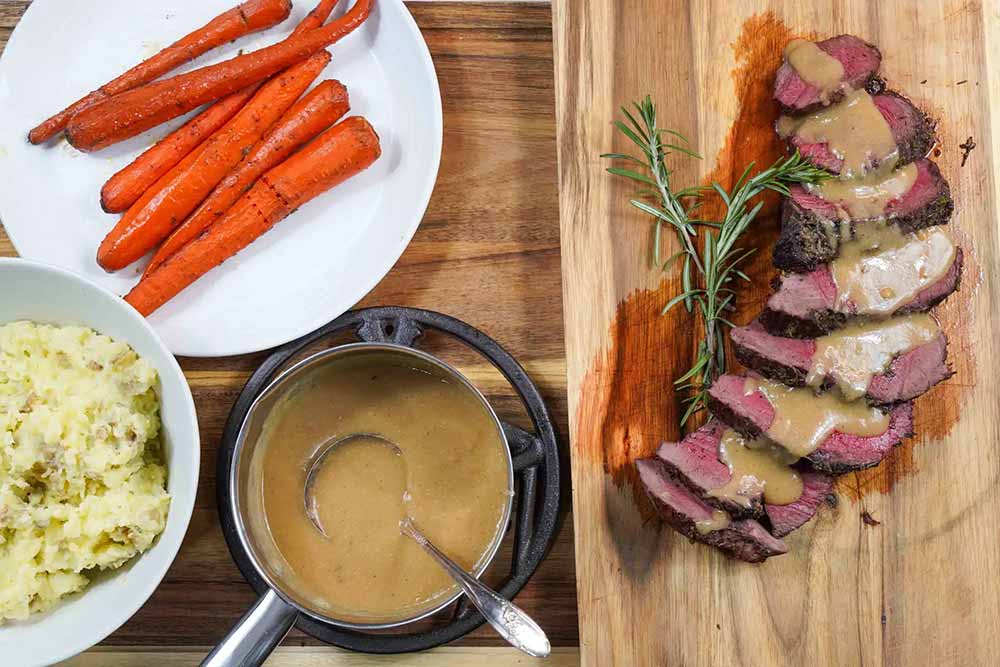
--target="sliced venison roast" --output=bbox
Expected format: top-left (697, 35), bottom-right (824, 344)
top-left (783, 92), bottom-right (935, 175)
top-left (765, 472), bottom-right (835, 538)
top-left (652, 421), bottom-right (765, 519)
top-left (732, 320), bottom-right (952, 404)
top-left (763, 246), bottom-right (963, 338)
top-left (635, 458), bottom-right (789, 563)
top-left (707, 374), bottom-right (915, 473)
top-left (654, 422), bottom-right (832, 535)
top-left (773, 35), bottom-right (882, 114)
top-left (773, 159), bottom-right (954, 272)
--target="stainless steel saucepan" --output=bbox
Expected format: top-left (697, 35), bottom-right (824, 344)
top-left (202, 343), bottom-right (521, 666)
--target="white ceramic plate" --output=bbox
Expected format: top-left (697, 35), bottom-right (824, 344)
top-left (0, 258), bottom-right (199, 667)
top-left (0, 0), bottom-right (441, 357)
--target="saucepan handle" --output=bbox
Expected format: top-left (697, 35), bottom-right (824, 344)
top-left (201, 589), bottom-right (299, 667)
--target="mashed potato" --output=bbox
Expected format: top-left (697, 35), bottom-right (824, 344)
top-left (0, 321), bottom-right (169, 622)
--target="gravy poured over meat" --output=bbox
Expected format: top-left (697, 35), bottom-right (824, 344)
top-left (745, 377), bottom-right (890, 457)
top-left (253, 352), bottom-right (510, 623)
top-left (708, 430), bottom-right (803, 507)
top-left (695, 509), bottom-right (731, 535)
top-left (832, 227), bottom-right (956, 314)
top-left (808, 314), bottom-right (939, 399)
top-left (809, 162), bottom-right (917, 219)
top-left (777, 90), bottom-right (897, 176)
top-left (783, 38), bottom-right (845, 103)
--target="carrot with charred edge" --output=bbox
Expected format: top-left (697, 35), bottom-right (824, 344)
top-left (99, 0), bottom-right (342, 214)
top-left (28, 0), bottom-right (292, 145)
top-left (125, 117), bottom-right (380, 316)
top-left (98, 51), bottom-right (331, 271)
top-left (66, 0), bottom-right (373, 152)
top-left (145, 80), bottom-right (350, 276)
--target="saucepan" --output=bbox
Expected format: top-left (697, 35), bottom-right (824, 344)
top-left (202, 343), bottom-right (516, 666)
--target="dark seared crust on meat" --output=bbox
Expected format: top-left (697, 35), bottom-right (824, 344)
top-left (773, 163), bottom-right (954, 272)
top-left (759, 306), bottom-right (848, 339)
top-left (733, 340), bottom-right (809, 387)
top-left (884, 90), bottom-right (937, 166)
top-left (894, 163), bottom-right (955, 235)
top-left (706, 394), bottom-right (764, 441)
top-left (773, 205), bottom-right (842, 273)
top-left (657, 457), bottom-right (765, 520)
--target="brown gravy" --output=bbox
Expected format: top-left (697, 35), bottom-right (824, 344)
top-left (784, 39), bottom-right (844, 103)
top-left (254, 352), bottom-right (510, 623)
top-left (708, 430), bottom-right (803, 506)
top-left (695, 509), bottom-right (731, 535)
top-left (832, 227), bottom-right (956, 314)
top-left (777, 90), bottom-right (896, 176)
top-left (808, 314), bottom-right (939, 399)
top-left (808, 163), bottom-right (917, 220)
top-left (745, 377), bottom-right (890, 457)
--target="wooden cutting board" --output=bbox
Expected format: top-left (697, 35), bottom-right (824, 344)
top-left (554, 0), bottom-right (1000, 664)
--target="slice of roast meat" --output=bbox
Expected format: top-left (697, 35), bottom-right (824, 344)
top-left (732, 320), bottom-right (952, 404)
top-left (765, 472), bottom-right (835, 538)
top-left (785, 92), bottom-right (935, 175)
top-left (653, 421), bottom-right (764, 519)
top-left (773, 35), bottom-right (882, 114)
top-left (707, 374), bottom-right (915, 474)
top-left (773, 160), bottom-right (953, 272)
top-left (635, 458), bottom-right (789, 563)
top-left (761, 249), bottom-right (963, 338)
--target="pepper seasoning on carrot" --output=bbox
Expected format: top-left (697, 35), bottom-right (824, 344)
top-left (125, 117), bottom-right (381, 316)
top-left (27, 0), bottom-right (293, 145)
top-left (66, 0), bottom-right (373, 152)
top-left (97, 50), bottom-right (332, 271)
top-left (98, 0), bottom-right (342, 214)
top-left (145, 79), bottom-right (350, 276)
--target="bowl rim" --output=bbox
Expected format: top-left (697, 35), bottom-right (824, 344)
top-left (0, 257), bottom-right (200, 665)
top-left (229, 341), bottom-right (515, 630)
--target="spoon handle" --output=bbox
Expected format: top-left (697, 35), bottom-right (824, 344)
top-left (401, 518), bottom-right (551, 658)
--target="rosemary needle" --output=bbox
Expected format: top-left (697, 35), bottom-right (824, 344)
top-left (602, 95), bottom-right (828, 427)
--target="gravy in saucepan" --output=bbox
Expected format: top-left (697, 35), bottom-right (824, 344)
top-left (251, 351), bottom-right (510, 624)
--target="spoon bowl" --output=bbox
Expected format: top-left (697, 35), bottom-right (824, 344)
top-left (303, 432), bottom-right (403, 536)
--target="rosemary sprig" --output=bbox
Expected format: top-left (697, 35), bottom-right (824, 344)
top-left (602, 95), bottom-right (828, 426)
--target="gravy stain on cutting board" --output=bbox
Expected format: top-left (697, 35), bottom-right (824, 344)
top-left (699, 13), bottom-right (808, 221)
top-left (700, 14), bottom-right (811, 363)
top-left (574, 281), bottom-right (690, 519)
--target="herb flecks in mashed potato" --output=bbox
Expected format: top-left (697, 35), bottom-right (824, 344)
top-left (0, 321), bottom-right (169, 622)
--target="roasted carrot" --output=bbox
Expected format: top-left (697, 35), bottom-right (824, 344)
top-left (100, 88), bottom-right (257, 213)
top-left (98, 51), bottom-right (331, 271)
top-left (98, 0), bottom-right (341, 214)
top-left (125, 117), bottom-right (380, 316)
top-left (28, 0), bottom-right (292, 145)
top-left (66, 0), bottom-right (373, 152)
top-left (297, 0), bottom-right (341, 31)
top-left (145, 80), bottom-right (350, 275)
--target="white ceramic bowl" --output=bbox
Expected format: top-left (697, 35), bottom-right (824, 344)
top-left (0, 258), bottom-right (200, 667)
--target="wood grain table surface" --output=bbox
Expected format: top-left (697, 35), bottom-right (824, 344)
top-left (0, 1), bottom-right (580, 665)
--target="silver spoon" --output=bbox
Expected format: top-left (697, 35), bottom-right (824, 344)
top-left (303, 433), bottom-right (551, 658)
top-left (399, 516), bottom-right (551, 658)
